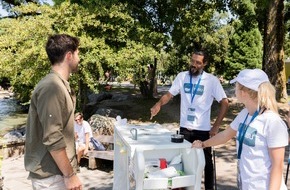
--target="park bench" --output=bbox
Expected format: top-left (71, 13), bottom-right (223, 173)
top-left (85, 134), bottom-right (114, 169)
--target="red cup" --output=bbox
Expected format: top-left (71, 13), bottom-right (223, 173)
top-left (159, 158), bottom-right (167, 169)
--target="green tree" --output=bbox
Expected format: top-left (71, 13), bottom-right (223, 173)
top-left (0, 2), bottom-right (159, 108)
top-left (4, 0), bottom-right (289, 103)
top-left (0, 0), bottom-right (51, 17)
top-left (0, 3), bottom-right (53, 101)
top-left (105, 0), bottom-right (171, 98)
top-left (120, 1), bottom-right (232, 76)
top-left (224, 20), bottom-right (263, 79)
top-left (162, 4), bottom-right (232, 78)
top-left (228, 0), bottom-right (288, 101)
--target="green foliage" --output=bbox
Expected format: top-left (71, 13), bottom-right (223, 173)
top-left (165, 3), bottom-right (233, 76)
top-left (228, 0), bottom-right (269, 32)
top-left (0, 3), bottom-right (54, 102)
top-left (284, 1), bottom-right (290, 57)
top-left (1, 0), bottom-right (288, 103)
top-left (285, 32), bottom-right (290, 58)
top-left (0, 2), bottom-right (160, 103)
top-left (224, 20), bottom-right (263, 78)
top-left (113, 0), bottom-right (232, 78)
top-left (202, 12), bottom-right (234, 75)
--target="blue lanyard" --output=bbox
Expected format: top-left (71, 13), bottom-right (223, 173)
top-left (190, 72), bottom-right (203, 104)
top-left (237, 110), bottom-right (259, 159)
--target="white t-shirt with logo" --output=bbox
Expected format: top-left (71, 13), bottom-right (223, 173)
top-left (169, 71), bottom-right (227, 131)
top-left (74, 120), bottom-right (93, 144)
top-left (230, 108), bottom-right (288, 190)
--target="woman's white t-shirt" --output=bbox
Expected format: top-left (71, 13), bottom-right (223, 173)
top-left (230, 108), bottom-right (288, 190)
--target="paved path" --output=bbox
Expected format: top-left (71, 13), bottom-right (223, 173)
top-left (1, 156), bottom-right (114, 190)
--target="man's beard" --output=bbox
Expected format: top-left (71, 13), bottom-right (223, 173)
top-left (189, 65), bottom-right (200, 77)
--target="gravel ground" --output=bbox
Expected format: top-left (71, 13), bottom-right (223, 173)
top-left (2, 137), bottom-right (290, 190)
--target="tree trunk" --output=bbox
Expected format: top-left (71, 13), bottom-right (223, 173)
top-left (139, 58), bottom-right (158, 99)
top-left (148, 57), bottom-right (158, 98)
top-left (139, 80), bottom-right (149, 97)
top-left (78, 78), bottom-right (89, 118)
top-left (263, 0), bottom-right (287, 102)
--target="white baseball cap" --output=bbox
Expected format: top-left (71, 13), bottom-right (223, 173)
top-left (230, 69), bottom-right (269, 91)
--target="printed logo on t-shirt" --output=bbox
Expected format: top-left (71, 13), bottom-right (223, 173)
top-left (184, 83), bottom-right (204, 95)
top-left (244, 127), bottom-right (257, 147)
top-left (243, 127), bottom-right (257, 147)
top-left (237, 124), bottom-right (257, 147)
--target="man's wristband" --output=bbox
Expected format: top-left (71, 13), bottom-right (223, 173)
top-left (64, 172), bottom-right (76, 179)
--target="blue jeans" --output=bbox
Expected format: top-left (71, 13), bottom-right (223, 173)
top-left (180, 127), bottom-right (213, 190)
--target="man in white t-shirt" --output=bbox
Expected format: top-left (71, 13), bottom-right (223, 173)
top-left (74, 112), bottom-right (93, 165)
top-left (150, 51), bottom-right (229, 190)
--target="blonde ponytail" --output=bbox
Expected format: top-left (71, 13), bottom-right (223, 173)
top-left (237, 81), bottom-right (278, 113)
top-left (258, 82), bottom-right (278, 113)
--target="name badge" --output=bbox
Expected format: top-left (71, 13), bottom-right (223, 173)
top-left (187, 107), bottom-right (196, 122)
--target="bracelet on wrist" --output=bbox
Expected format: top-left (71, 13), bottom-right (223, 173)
top-left (64, 172), bottom-right (76, 179)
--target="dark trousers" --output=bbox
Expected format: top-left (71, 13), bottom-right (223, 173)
top-left (180, 127), bottom-right (213, 190)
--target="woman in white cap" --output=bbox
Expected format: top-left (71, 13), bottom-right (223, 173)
top-left (192, 69), bottom-right (288, 190)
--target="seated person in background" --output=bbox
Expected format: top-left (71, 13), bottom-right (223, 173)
top-left (74, 112), bottom-right (93, 165)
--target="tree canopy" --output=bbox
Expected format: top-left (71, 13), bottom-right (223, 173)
top-left (0, 0), bottom-right (290, 105)
top-left (0, 2), bottom-right (159, 104)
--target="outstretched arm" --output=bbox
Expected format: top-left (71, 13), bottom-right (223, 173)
top-left (192, 127), bottom-right (236, 148)
top-left (150, 92), bottom-right (173, 120)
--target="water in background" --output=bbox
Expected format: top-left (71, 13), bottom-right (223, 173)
top-left (0, 98), bottom-right (27, 134)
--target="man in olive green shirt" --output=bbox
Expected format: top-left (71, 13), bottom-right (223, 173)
top-left (25, 34), bottom-right (82, 190)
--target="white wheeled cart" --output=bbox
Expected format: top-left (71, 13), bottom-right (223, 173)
top-left (113, 124), bottom-right (205, 190)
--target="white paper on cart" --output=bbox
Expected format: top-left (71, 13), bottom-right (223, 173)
top-left (147, 166), bottom-right (180, 178)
